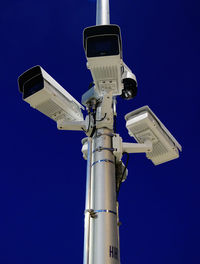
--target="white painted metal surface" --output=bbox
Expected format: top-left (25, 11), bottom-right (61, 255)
top-left (125, 106), bottom-right (182, 165)
top-left (19, 66), bottom-right (84, 122)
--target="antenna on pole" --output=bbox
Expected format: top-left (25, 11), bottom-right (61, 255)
top-left (96, 0), bottom-right (110, 25)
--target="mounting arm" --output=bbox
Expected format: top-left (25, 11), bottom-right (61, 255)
top-left (113, 134), bottom-right (153, 161)
top-left (122, 140), bottom-right (152, 154)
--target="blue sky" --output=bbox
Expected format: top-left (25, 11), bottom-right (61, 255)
top-left (0, 0), bottom-right (199, 263)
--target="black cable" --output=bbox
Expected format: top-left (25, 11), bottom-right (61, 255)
top-left (96, 113), bottom-right (107, 122)
top-left (122, 152), bottom-right (129, 179)
top-left (117, 152), bottom-right (130, 199)
top-left (114, 115), bottom-right (117, 133)
top-left (86, 111), bottom-right (91, 133)
top-left (90, 110), bottom-right (96, 138)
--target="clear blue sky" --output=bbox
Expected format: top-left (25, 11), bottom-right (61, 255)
top-left (0, 0), bottom-right (199, 263)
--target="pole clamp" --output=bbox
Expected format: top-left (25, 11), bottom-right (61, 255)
top-left (85, 209), bottom-right (97, 219)
top-left (96, 132), bottom-right (115, 138)
top-left (91, 159), bottom-right (115, 167)
top-left (85, 209), bottom-right (117, 218)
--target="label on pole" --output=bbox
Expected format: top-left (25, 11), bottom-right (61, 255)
top-left (109, 245), bottom-right (118, 260)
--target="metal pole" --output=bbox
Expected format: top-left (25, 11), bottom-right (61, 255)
top-left (83, 2), bottom-right (120, 262)
top-left (84, 138), bottom-right (93, 264)
top-left (96, 0), bottom-right (110, 25)
top-left (89, 128), bottom-right (120, 263)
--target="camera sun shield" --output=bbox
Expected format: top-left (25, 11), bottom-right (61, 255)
top-left (83, 25), bottom-right (122, 57)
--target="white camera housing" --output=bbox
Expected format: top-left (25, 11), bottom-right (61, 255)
top-left (125, 106), bottom-right (182, 165)
top-left (18, 66), bottom-right (84, 122)
top-left (121, 63), bottom-right (137, 100)
top-left (122, 64), bottom-right (137, 82)
top-left (87, 56), bottom-right (123, 97)
top-left (83, 25), bottom-right (123, 96)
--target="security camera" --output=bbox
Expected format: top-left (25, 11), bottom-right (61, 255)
top-left (83, 25), bottom-right (123, 96)
top-left (121, 64), bottom-right (137, 100)
top-left (18, 66), bottom-right (84, 122)
top-left (125, 106), bottom-right (182, 165)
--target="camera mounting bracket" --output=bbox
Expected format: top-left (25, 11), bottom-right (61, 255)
top-left (112, 134), bottom-right (153, 162)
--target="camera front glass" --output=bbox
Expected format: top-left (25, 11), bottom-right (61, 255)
top-left (87, 35), bottom-right (119, 58)
top-left (23, 74), bottom-right (44, 99)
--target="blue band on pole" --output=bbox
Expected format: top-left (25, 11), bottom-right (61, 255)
top-left (91, 159), bottom-right (115, 166)
top-left (94, 209), bottom-right (117, 215)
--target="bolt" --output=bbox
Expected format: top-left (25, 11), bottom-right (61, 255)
top-left (117, 221), bottom-right (122, 226)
